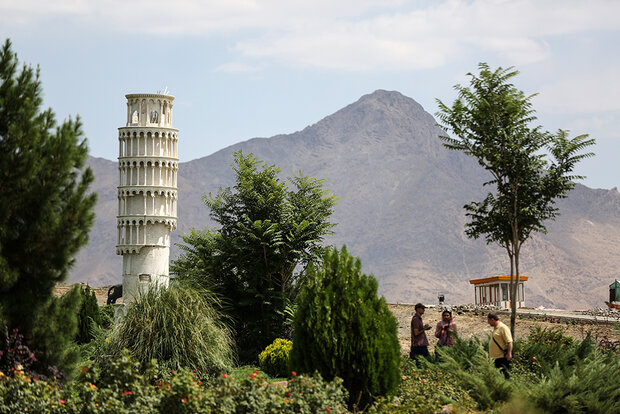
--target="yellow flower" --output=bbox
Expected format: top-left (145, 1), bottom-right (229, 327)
top-left (89, 383), bottom-right (98, 390)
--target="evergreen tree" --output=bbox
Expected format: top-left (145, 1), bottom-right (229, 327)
top-left (290, 246), bottom-right (401, 410)
top-left (0, 39), bottom-right (96, 372)
top-left (172, 150), bottom-right (337, 362)
top-left (75, 284), bottom-right (102, 344)
top-left (32, 287), bottom-right (83, 376)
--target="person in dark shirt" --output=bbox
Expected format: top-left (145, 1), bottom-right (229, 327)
top-left (410, 303), bottom-right (431, 359)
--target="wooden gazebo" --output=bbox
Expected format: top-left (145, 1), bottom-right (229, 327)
top-left (469, 275), bottom-right (529, 309)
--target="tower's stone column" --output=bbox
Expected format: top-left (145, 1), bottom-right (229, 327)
top-left (116, 93), bottom-right (178, 303)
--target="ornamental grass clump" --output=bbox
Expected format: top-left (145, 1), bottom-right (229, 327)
top-left (290, 246), bottom-right (401, 410)
top-left (258, 338), bottom-right (292, 378)
top-left (106, 285), bottom-right (235, 376)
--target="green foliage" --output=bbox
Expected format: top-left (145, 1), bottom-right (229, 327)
top-left (205, 370), bottom-right (348, 413)
top-left (433, 337), bottom-right (514, 411)
top-left (0, 371), bottom-right (64, 414)
top-left (172, 150), bottom-right (337, 362)
top-left (106, 285), bottom-right (235, 377)
top-left (258, 338), bottom-right (292, 378)
top-left (290, 246), bottom-right (401, 409)
top-left (436, 63), bottom-right (595, 335)
top-left (98, 304), bottom-right (115, 329)
top-left (0, 39), bottom-right (96, 371)
top-left (512, 326), bottom-right (600, 383)
top-left (75, 285), bottom-right (102, 345)
top-left (521, 352), bottom-right (620, 414)
top-left (0, 352), bottom-right (348, 413)
top-left (30, 286), bottom-right (82, 376)
top-left (369, 357), bottom-right (476, 414)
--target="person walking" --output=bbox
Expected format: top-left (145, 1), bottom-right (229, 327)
top-left (410, 303), bottom-right (431, 359)
top-left (435, 309), bottom-right (457, 347)
top-left (487, 312), bottom-right (513, 379)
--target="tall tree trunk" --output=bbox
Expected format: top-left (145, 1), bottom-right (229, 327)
top-left (508, 248), bottom-right (515, 336)
top-left (511, 243), bottom-right (521, 337)
top-left (509, 219), bottom-right (519, 336)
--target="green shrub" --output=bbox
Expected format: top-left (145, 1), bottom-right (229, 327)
top-left (0, 352), bottom-right (348, 414)
top-left (0, 371), bottom-right (63, 414)
top-left (514, 327), bottom-right (595, 377)
top-left (75, 285), bottom-right (102, 344)
top-left (290, 246), bottom-right (401, 409)
top-left (521, 351), bottom-right (620, 414)
top-left (369, 356), bottom-right (476, 414)
top-left (106, 285), bottom-right (235, 376)
top-left (433, 337), bottom-right (514, 411)
top-left (98, 304), bottom-right (115, 329)
top-left (205, 370), bottom-right (348, 413)
top-left (31, 287), bottom-right (82, 377)
top-left (258, 338), bottom-right (292, 378)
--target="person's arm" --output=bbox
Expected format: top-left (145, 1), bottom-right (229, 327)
top-left (503, 325), bottom-right (513, 360)
top-left (435, 322), bottom-right (442, 338)
top-left (412, 317), bottom-right (423, 336)
top-left (505, 341), bottom-right (513, 361)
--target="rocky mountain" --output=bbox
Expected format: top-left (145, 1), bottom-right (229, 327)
top-left (73, 90), bottom-right (620, 310)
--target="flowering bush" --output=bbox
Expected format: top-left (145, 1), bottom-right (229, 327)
top-left (0, 351), bottom-right (348, 413)
top-left (0, 370), bottom-right (63, 414)
top-left (206, 370), bottom-right (348, 413)
top-left (258, 338), bottom-right (292, 377)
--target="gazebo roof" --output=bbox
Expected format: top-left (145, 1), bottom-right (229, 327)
top-left (610, 280), bottom-right (620, 289)
top-left (469, 275), bottom-right (529, 285)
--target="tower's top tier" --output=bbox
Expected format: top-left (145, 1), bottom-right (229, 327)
top-left (125, 93), bottom-right (175, 128)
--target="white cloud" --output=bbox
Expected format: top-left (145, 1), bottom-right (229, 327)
top-left (2, 0), bottom-right (619, 70)
top-left (214, 62), bottom-right (263, 73)
top-left (535, 69), bottom-right (620, 114)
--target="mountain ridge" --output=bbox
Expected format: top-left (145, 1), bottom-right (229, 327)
top-left (73, 90), bottom-right (620, 310)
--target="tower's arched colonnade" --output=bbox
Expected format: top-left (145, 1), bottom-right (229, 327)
top-left (116, 94), bottom-right (178, 303)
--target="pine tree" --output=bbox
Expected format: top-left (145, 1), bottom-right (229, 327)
top-left (0, 39), bottom-right (96, 373)
top-left (75, 285), bottom-right (102, 344)
top-left (290, 246), bottom-right (401, 409)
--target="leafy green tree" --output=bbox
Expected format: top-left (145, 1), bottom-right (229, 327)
top-left (436, 63), bottom-right (594, 334)
top-left (0, 39), bottom-right (96, 371)
top-left (172, 150), bottom-right (337, 362)
top-left (290, 246), bottom-right (401, 409)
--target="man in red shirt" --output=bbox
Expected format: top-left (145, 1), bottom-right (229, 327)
top-left (410, 303), bottom-right (432, 359)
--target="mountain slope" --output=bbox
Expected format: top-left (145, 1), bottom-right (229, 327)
top-left (73, 90), bottom-right (620, 309)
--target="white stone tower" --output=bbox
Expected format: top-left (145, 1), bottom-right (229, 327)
top-left (116, 93), bottom-right (178, 303)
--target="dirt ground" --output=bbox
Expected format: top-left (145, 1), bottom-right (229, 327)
top-left (389, 304), bottom-right (620, 355)
top-left (56, 284), bottom-right (619, 354)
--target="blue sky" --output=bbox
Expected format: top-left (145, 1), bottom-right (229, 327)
top-left (1, 0), bottom-right (619, 189)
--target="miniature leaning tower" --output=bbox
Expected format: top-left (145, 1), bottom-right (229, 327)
top-left (116, 93), bottom-right (178, 303)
